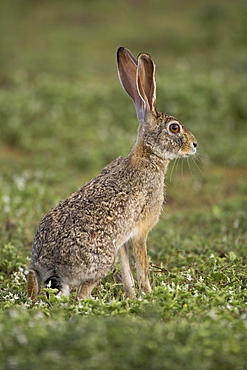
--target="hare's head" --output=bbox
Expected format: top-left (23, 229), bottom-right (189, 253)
top-left (117, 47), bottom-right (197, 161)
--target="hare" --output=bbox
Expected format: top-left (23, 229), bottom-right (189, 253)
top-left (27, 47), bottom-right (197, 303)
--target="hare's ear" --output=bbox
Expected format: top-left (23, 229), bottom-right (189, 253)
top-left (117, 47), bottom-right (145, 122)
top-left (137, 53), bottom-right (157, 117)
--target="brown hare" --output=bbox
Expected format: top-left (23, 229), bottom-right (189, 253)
top-left (27, 47), bottom-right (197, 303)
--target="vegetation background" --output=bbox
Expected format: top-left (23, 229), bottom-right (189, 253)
top-left (0, 0), bottom-right (246, 369)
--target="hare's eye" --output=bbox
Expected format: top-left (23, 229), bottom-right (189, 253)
top-left (169, 123), bottom-right (180, 133)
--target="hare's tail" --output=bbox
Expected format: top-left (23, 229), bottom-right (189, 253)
top-left (27, 269), bottom-right (40, 305)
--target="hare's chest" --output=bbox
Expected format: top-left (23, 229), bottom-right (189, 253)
top-left (141, 180), bottom-right (164, 217)
top-left (129, 182), bottom-right (164, 239)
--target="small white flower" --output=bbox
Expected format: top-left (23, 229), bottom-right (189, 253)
top-left (207, 309), bottom-right (217, 319)
top-left (184, 273), bottom-right (193, 281)
top-left (4, 205), bottom-right (11, 213)
top-left (233, 219), bottom-right (239, 229)
top-left (13, 175), bottom-right (26, 191)
top-left (3, 194), bottom-right (10, 204)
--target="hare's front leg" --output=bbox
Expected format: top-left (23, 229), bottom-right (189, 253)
top-left (118, 243), bottom-right (136, 298)
top-left (132, 234), bottom-right (152, 294)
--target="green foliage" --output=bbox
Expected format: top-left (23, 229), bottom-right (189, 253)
top-left (0, 243), bottom-right (25, 276)
top-left (0, 202), bottom-right (246, 368)
top-left (0, 0), bottom-right (247, 369)
top-left (1, 309), bottom-right (247, 370)
top-left (0, 75), bottom-right (135, 173)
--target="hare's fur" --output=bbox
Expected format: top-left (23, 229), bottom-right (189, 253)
top-left (27, 47), bottom-right (197, 303)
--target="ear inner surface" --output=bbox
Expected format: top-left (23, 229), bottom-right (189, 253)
top-left (117, 48), bottom-right (143, 111)
top-left (117, 47), bottom-right (145, 122)
top-left (137, 53), bottom-right (156, 115)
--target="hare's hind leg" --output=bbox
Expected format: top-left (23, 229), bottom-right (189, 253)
top-left (77, 281), bottom-right (99, 300)
top-left (27, 269), bottom-right (40, 305)
top-left (118, 243), bottom-right (136, 298)
top-left (132, 234), bottom-right (152, 295)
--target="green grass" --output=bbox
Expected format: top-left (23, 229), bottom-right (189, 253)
top-left (0, 1), bottom-right (247, 369)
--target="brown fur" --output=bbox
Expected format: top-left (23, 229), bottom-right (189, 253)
top-left (27, 47), bottom-right (197, 303)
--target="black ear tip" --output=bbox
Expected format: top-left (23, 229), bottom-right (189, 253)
top-left (117, 46), bottom-right (126, 55)
top-left (117, 47), bottom-right (125, 62)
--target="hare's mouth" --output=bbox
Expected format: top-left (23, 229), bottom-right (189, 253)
top-left (179, 145), bottom-right (197, 158)
top-left (164, 143), bottom-right (197, 160)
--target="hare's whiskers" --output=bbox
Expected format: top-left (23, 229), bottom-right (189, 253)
top-left (169, 158), bottom-right (178, 182)
top-left (186, 157), bottom-right (196, 181)
top-left (192, 155), bottom-right (204, 177)
top-left (181, 158), bottom-right (185, 181)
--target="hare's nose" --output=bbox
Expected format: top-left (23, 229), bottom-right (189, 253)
top-left (193, 142), bottom-right (197, 148)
